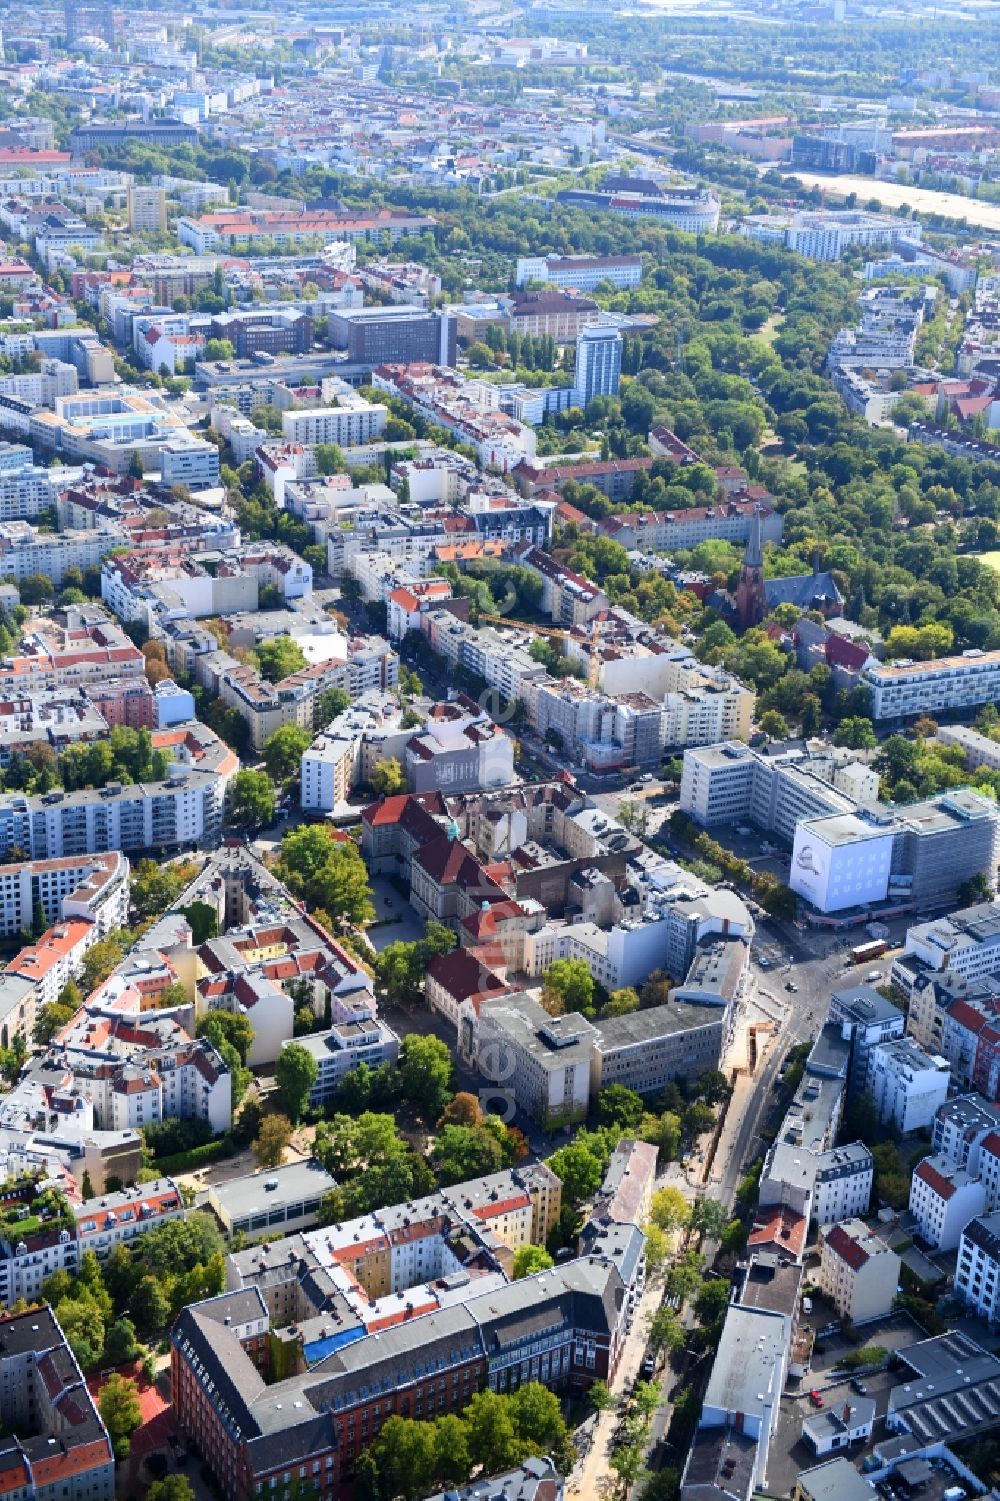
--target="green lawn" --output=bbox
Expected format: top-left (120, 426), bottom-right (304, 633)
top-left (977, 549), bottom-right (1000, 572)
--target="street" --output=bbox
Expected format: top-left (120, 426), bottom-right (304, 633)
top-left (565, 907), bottom-right (850, 1497)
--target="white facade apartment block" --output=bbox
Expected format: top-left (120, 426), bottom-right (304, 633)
top-left (931, 1096), bottom-right (1000, 1176)
top-left (0, 1226), bottom-right (77, 1306)
top-left (863, 650), bottom-right (1000, 721)
top-left (301, 732), bottom-right (355, 812)
top-left (865, 1038), bottom-right (950, 1134)
top-left (0, 852), bottom-right (129, 939)
top-left (981, 1133), bottom-right (1000, 1212)
top-left (813, 1144), bottom-right (874, 1226)
top-left (901, 900), bottom-right (1000, 986)
top-left (955, 1212), bottom-right (1000, 1323)
top-left (937, 724), bottom-right (1000, 773)
top-left (281, 402), bottom-right (388, 448)
top-left (73, 1178), bottom-right (183, 1259)
top-left (0, 463), bottom-right (57, 522)
top-left (285, 1021), bottom-right (400, 1110)
top-left (909, 1154), bottom-right (988, 1251)
top-left (0, 524), bottom-right (123, 586)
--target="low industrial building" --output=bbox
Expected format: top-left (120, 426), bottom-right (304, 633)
top-left (206, 1159), bottom-right (339, 1242)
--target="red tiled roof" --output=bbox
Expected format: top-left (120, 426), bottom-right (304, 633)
top-left (826, 634), bottom-right (871, 671)
top-left (915, 1158), bottom-right (957, 1201)
top-left (824, 1222), bottom-right (870, 1270)
top-left (362, 791), bottom-right (447, 828)
top-left (748, 1203), bottom-right (807, 1259)
top-left (426, 949), bottom-right (508, 1005)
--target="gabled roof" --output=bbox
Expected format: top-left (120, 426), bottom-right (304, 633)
top-left (824, 1222), bottom-right (870, 1270)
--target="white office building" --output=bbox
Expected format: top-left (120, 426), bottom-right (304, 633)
top-left (790, 814), bottom-right (895, 914)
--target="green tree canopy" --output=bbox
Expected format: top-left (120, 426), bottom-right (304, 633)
top-left (275, 1042), bottom-right (319, 1121)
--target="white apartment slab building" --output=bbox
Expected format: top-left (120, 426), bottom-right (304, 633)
top-left (863, 649), bottom-right (1000, 721)
top-left (514, 254), bottom-right (643, 291)
top-left (281, 396), bottom-right (388, 448)
top-left (931, 1094), bottom-right (1000, 1175)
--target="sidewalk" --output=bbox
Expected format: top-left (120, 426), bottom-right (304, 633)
top-left (566, 1274), bottom-right (664, 1500)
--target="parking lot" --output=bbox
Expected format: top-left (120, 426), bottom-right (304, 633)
top-left (764, 1310), bottom-right (927, 1496)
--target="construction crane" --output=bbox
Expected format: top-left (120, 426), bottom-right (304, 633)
top-left (476, 613), bottom-right (604, 690)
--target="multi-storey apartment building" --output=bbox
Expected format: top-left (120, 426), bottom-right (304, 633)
top-left (0, 850), bottom-right (128, 939)
top-left (931, 1094), bottom-right (1000, 1174)
top-left (281, 393), bottom-right (388, 448)
top-left (817, 1220), bottom-right (900, 1322)
top-left (865, 1037), bottom-right (950, 1134)
top-left (515, 254), bottom-right (643, 291)
top-left (909, 1154), bottom-right (987, 1250)
top-left (598, 496), bottom-right (783, 553)
top-left (893, 899), bottom-right (1000, 997)
top-left (955, 1211), bottom-right (1000, 1322)
top-left (0, 1306), bottom-right (115, 1501)
top-left (0, 521), bottom-right (123, 587)
top-left (72, 1178), bottom-right (183, 1260)
top-left (863, 649), bottom-right (1000, 721)
top-left (0, 615), bottom-right (145, 696)
top-left (177, 208), bottom-right (434, 253)
top-left (0, 443), bottom-right (58, 521)
top-left (0, 722), bottom-right (237, 861)
top-left (828, 985), bottom-right (906, 1094)
top-left (284, 1020), bottom-right (400, 1110)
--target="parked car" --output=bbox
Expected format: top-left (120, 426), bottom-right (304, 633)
top-left (785, 981), bottom-right (798, 993)
top-left (808, 1391), bottom-right (824, 1408)
top-left (851, 1379), bottom-right (868, 1395)
top-left (642, 1356), bottom-right (656, 1378)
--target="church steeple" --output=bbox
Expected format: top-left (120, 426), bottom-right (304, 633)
top-left (743, 507), bottom-right (763, 570)
top-left (735, 506), bottom-right (766, 629)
